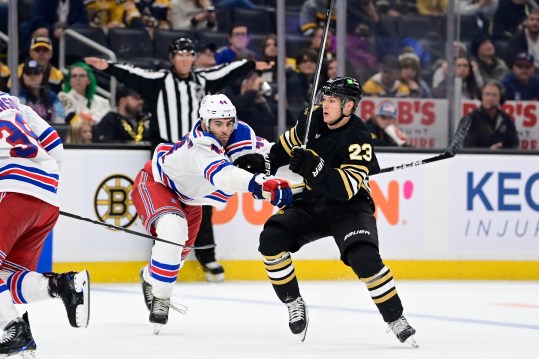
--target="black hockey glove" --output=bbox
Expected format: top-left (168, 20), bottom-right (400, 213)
top-left (289, 147), bottom-right (328, 182)
top-left (234, 153), bottom-right (271, 175)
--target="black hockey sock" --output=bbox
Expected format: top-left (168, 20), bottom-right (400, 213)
top-left (262, 251), bottom-right (300, 303)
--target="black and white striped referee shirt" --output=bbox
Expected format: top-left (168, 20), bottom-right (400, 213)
top-left (105, 60), bottom-right (255, 144)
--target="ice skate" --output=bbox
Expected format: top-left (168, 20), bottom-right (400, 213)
top-left (201, 261), bottom-right (225, 283)
top-left (0, 312), bottom-right (36, 358)
top-left (286, 296), bottom-right (309, 342)
top-left (387, 315), bottom-right (419, 348)
top-left (149, 297), bottom-right (188, 335)
top-left (139, 267), bottom-right (153, 311)
top-left (46, 270), bottom-right (90, 328)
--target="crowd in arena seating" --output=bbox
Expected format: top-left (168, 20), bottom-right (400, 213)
top-left (1, 0), bottom-right (538, 149)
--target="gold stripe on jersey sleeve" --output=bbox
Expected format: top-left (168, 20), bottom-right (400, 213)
top-left (341, 164), bottom-right (370, 176)
top-left (279, 133), bottom-right (293, 155)
top-left (290, 127), bottom-right (302, 147)
top-left (336, 169), bottom-right (354, 199)
top-left (342, 168), bottom-right (364, 187)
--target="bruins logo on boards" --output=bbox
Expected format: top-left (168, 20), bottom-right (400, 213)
top-left (94, 174), bottom-right (137, 228)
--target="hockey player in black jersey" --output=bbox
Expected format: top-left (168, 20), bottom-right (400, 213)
top-left (234, 77), bottom-right (418, 346)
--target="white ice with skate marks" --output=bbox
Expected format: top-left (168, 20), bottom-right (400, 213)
top-left (13, 281), bottom-right (539, 358)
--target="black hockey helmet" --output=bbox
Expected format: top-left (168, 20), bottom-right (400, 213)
top-left (169, 37), bottom-right (195, 57)
top-left (319, 76), bottom-right (363, 105)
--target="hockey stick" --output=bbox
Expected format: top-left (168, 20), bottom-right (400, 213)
top-left (377, 115), bottom-right (471, 174)
top-left (59, 211), bottom-right (216, 249)
top-left (303, 0), bottom-right (336, 148)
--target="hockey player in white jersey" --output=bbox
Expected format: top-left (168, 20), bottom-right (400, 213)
top-left (0, 91), bottom-right (90, 358)
top-left (131, 94), bottom-right (292, 334)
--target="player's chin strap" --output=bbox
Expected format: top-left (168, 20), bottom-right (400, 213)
top-left (327, 100), bottom-right (354, 127)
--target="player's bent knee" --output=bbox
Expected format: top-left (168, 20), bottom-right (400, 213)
top-left (154, 213), bottom-right (188, 246)
top-left (345, 242), bottom-right (384, 278)
top-left (258, 224), bottom-right (293, 256)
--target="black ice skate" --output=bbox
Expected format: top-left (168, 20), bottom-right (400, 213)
top-left (387, 315), bottom-right (419, 348)
top-left (139, 267), bottom-right (153, 311)
top-left (201, 261), bottom-right (225, 283)
top-left (0, 312), bottom-right (37, 358)
top-left (46, 270), bottom-right (90, 328)
top-left (149, 297), bottom-right (188, 335)
top-left (286, 296), bottom-right (309, 342)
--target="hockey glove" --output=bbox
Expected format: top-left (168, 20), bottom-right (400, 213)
top-left (248, 174), bottom-right (293, 207)
top-left (289, 147), bottom-right (328, 182)
top-left (234, 153), bottom-right (271, 175)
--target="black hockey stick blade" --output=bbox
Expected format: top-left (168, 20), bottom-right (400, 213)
top-left (377, 115), bottom-right (471, 174)
top-left (59, 211), bottom-right (216, 249)
top-left (445, 115), bottom-right (471, 157)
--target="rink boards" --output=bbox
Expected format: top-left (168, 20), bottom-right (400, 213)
top-left (50, 149), bottom-right (539, 282)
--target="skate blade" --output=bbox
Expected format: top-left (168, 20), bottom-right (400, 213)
top-left (293, 315), bottom-right (309, 343)
top-left (153, 324), bottom-right (163, 335)
top-left (405, 335), bottom-right (419, 348)
top-left (74, 270), bottom-right (90, 328)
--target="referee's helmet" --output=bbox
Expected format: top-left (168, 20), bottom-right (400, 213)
top-left (169, 38), bottom-right (195, 57)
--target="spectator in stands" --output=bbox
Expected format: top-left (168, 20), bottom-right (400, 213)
top-left (501, 52), bottom-right (539, 100)
top-left (363, 56), bottom-right (410, 97)
top-left (319, 58), bottom-right (338, 89)
top-left (170, 0), bottom-right (216, 31)
top-left (0, 61), bottom-right (9, 92)
top-left (365, 100), bottom-right (410, 147)
top-left (299, 0), bottom-right (337, 36)
top-left (258, 34), bottom-right (293, 83)
top-left (228, 70), bottom-right (280, 141)
top-left (457, 0), bottom-right (499, 18)
top-left (13, 37), bottom-right (64, 94)
top-left (308, 26), bottom-right (335, 62)
top-left (416, 0), bottom-right (448, 16)
top-left (432, 41), bottom-right (481, 89)
top-left (471, 35), bottom-right (510, 82)
top-left (433, 55), bottom-right (481, 99)
top-left (93, 86), bottom-right (151, 143)
top-left (17, 60), bottom-right (65, 124)
top-left (194, 42), bottom-right (217, 69)
top-left (213, 0), bottom-right (256, 8)
top-left (464, 80), bottom-right (519, 149)
top-left (58, 62), bottom-right (111, 124)
top-left (66, 117), bottom-right (95, 144)
top-left (399, 51), bottom-right (432, 98)
top-left (375, 0), bottom-right (418, 16)
top-left (491, 0), bottom-right (533, 40)
top-left (507, 8), bottom-right (539, 68)
top-left (85, 0), bottom-right (144, 31)
top-left (286, 48), bottom-right (318, 106)
top-left (22, 0), bottom-right (88, 42)
top-left (135, 0), bottom-right (171, 30)
top-left (215, 23), bottom-right (259, 65)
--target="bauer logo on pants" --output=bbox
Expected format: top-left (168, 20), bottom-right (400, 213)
top-left (94, 174), bottom-right (137, 228)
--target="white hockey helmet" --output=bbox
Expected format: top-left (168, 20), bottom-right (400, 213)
top-left (199, 94), bottom-right (237, 132)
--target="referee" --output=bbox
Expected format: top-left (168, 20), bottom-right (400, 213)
top-left (85, 38), bottom-right (272, 282)
top-left (85, 38), bottom-right (272, 146)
